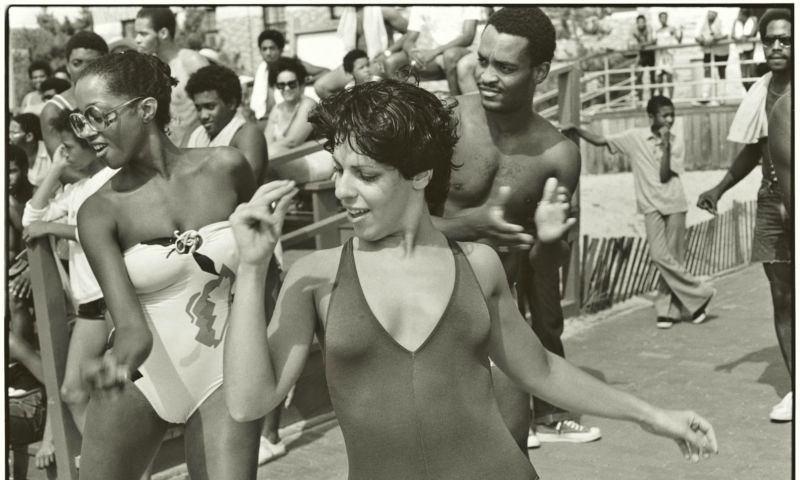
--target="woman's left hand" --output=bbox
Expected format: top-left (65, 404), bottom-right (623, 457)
top-left (640, 408), bottom-right (719, 462)
top-left (9, 267), bottom-right (32, 299)
top-left (534, 177), bottom-right (576, 243)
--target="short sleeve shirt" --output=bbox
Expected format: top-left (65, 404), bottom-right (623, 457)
top-left (407, 6), bottom-right (483, 49)
top-left (606, 127), bottom-right (688, 215)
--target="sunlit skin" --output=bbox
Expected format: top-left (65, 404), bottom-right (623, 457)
top-left (192, 90), bottom-right (236, 140)
top-left (259, 39), bottom-right (282, 64)
top-left (351, 57), bottom-right (372, 85)
top-left (474, 25), bottom-right (540, 114)
top-left (30, 69), bottom-right (48, 91)
top-left (73, 75), bottom-right (147, 170)
top-left (275, 71), bottom-right (302, 103)
top-left (332, 142), bottom-right (423, 244)
top-left (134, 17), bottom-right (160, 55)
top-left (58, 131), bottom-right (99, 172)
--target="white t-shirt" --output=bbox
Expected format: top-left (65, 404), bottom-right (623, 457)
top-left (22, 167), bottom-right (118, 304)
top-left (407, 6), bottom-right (484, 50)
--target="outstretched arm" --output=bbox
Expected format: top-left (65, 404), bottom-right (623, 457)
top-left (566, 125), bottom-right (609, 147)
top-left (473, 182), bottom-right (718, 461)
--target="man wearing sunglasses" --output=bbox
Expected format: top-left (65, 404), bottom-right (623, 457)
top-left (135, 7), bottom-right (209, 148)
top-left (697, 8), bottom-right (793, 423)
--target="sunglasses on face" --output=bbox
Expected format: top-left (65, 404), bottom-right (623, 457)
top-left (275, 80), bottom-right (299, 91)
top-left (764, 35), bottom-right (792, 48)
top-left (69, 97), bottom-right (145, 139)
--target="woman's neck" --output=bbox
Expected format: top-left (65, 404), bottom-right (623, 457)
top-left (358, 206), bottom-right (446, 257)
top-left (126, 130), bottom-right (180, 178)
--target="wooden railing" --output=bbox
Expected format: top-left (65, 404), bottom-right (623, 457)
top-left (536, 38), bottom-right (763, 119)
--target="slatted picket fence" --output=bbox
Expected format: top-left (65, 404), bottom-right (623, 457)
top-left (580, 200), bottom-right (757, 313)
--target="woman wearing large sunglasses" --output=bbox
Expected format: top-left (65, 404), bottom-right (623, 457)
top-left (264, 56), bottom-right (318, 157)
top-left (71, 50), bottom-right (293, 480)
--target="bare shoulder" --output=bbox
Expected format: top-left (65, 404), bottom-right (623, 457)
top-left (457, 241), bottom-right (503, 294)
top-left (300, 96), bottom-right (318, 111)
top-left (188, 145), bottom-right (248, 173)
top-left (77, 185), bottom-right (118, 229)
top-left (284, 246), bottom-right (343, 285)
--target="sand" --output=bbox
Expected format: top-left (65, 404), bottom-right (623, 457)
top-left (579, 169), bottom-right (763, 238)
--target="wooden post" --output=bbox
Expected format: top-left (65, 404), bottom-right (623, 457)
top-left (27, 239), bottom-right (80, 480)
top-left (557, 63), bottom-right (582, 316)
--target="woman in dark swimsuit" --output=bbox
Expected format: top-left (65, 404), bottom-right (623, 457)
top-left (226, 80), bottom-right (718, 479)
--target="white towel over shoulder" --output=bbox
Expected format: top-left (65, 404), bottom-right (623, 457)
top-left (186, 113), bottom-right (247, 148)
top-left (727, 72), bottom-right (772, 144)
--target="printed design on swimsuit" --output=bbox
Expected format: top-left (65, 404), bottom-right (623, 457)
top-left (166, 229), bottom-right (235, 348)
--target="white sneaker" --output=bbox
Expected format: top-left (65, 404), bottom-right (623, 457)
top-left (526, 429), bottom-right (541, 449)
top-left (257, 436), bottom-right (287, 465)
top-left (770, 392), bottom-right (793, 422)
top-left (536, 420), bottom-right (602, 443)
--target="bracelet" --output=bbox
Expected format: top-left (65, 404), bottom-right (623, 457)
top-left (384, 49), bottom-right (392, 58)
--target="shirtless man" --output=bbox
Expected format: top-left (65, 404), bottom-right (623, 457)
top-left (314, 6), bottom-right (408, 98)
top-left (433, 7), bottom-right (600, 449)
top-left (135, 6), bottom-right (209, 147)
top-left (697, 8), bottom-right (792, 423)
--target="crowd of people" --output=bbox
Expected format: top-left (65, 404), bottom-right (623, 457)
top-left (6, 5), bottom-right (791, 479)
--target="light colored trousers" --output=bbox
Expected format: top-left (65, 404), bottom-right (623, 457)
top-left (644, 211), bottom-right (714, 319)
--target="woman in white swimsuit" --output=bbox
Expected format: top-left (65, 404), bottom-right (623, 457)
top-left (73, 51), bottom-right (280, 480)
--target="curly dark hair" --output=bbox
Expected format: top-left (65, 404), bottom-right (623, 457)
top-left (343, 49), bottom-right (368, 74)
top-left (646, 95), bottom-right (674, 116)
top-left (8, 144), bottom-right (33, 202)
top-left (257, 29), bottom-right (286, 51)
top-left (486, 7), bottom-right (556, 66)
top-left (308, 79), bottom-right (460, 211)
top-left (66, 31), bottom-right (109, 60)
top-left (186, 64), bottom-right (243, 108)
top-left (12, 113), bottom-right (42, 142)
top-left (268, 57), bottom-right (308, 87)
top-left (51, 108), bottom-right (90, 149)
top-left (75, 51), bottom-right (178, 130)
top-left (759, 8), bottom-right (792, 39)
top-left (28, 60), bottom-right (52, 79)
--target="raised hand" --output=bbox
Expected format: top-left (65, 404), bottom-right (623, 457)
top-left (230, 180), bottom-right (298, 265)
top-left (470, 185), bottom-right (534, 248)
top-left (640, 408), bottom-right (718, 462)
top-left (534, 177), bottom-right (576, 243)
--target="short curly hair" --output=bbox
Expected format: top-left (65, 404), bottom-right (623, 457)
top-left (75, 51), bottom-right (178, 130)
top-left (268, 57), bottom-right (308, 87)
top-left (12, 113), bottom-right (42, 142)
top-left (343, 49), bottom-right (368, 74)
top-left (257, 29), bottom-right (286, 51)
top-left (646, 95), bottom-right (674, 116)
top-left (759, 8), bottom-right (792, 39)
top-left (308, 80), bottom-right (460, 212)
top-left (186, 64), bottom-right (243, 108)
top-left (486, 7), bottom-right (556, 66)
top-left (28, 60), bottom-right (52, 78)
top-left (66, 31), bottom-right (109, 60)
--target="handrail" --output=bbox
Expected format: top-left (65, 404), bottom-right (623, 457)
top-left (269, 140), bottom-right (326, 167)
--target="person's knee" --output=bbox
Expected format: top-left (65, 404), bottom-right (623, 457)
top-left (384, 52), bottom-right (407, 75)
top-left (442, 48), bottom-right (468, 72)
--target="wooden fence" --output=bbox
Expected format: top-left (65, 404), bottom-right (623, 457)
top-left (580, 200), bottom-right (756, 313)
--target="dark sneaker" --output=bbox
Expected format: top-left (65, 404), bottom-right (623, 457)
top-left (657, 317), bottom-right (678, 329)
top-left (692, 288), bottom-right (716, 325)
